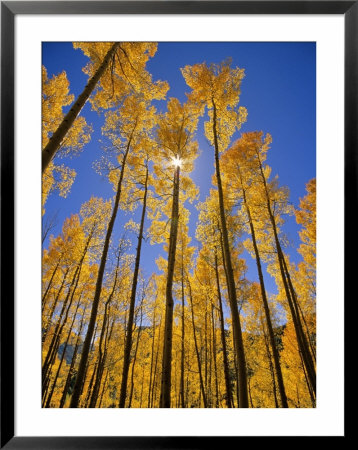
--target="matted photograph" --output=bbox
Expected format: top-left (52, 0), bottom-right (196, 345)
top-left (41, 41), bottom-right (316, 409)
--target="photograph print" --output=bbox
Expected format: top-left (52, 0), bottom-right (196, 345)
top-left (41, 42), bottom-right (316, 409)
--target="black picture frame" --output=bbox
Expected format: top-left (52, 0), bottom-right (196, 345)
top-left (1, 1), bottom-right (351, 447)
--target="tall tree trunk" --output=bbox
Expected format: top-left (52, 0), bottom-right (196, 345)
top-left (151, 320), bottom-right (161, 408)
top-left (44, 296), bottom-right (81, 407)
top-left (42, 261), bottom-right (60, 309)
top-left (98, 370), bottom-right (109, 408)
top-left (88, 305), bottom-right (110, 408)
top-left (79, 323), bottom-right (98, 400)
top-left (255, 152), bottom-right (316, 396)
top-left (214, 253), bottom-right (233, 408)
top-left (42, 261), bottom-right (83, 392)
top-left (42, 42), bottom-right (120, 172)
top-left (204, 309), bottom-right (208, 404)
top-left (179, 270), bottom-right (186, 408)
top-left (139, 366), bottom-right (145, 408)
top-left (282, 257), bottom-right (317, 361)
top-left (42, 266), bottom-right (69, 344)
top-left (128, 306), bottom-right (143, 408)
top-left (207, 305), bottom-right (212, 407)
top-left (70, 134), bottom-right (133, 408)
top-left (298, 346), bottom-right (316, 407)
top-left (59, 303), bottom-right (87, 408)
top-left (89, 250), bottom-right (121, 408)
top-left (90, 319), bottom-right (114, 407)
top-left (42, 255), bottom-right (85, 391)
top-left (42, 226), bottom-right (93, 384)
top-left (219, 233), bottom-right (238, 408)
top-left (233, 332), bottom-right (240, 408)
top-left (211, 99), bottom-right (248, 408)
top-left (248, 377), bottom-right (254, 408)
top-left (238, 171), bottom-right (288, 407)
top-left (119, 165), bottom-right (148, 407)
top-left (187, 279), bottom-right (207, 408)
top-left (211, 305), bottom-right (220, 408)
top-left (160, 165), bottom-right (180, 408)
top-left (84, 361), bottom-right (98, 407)
top-left (147, 306), bottom-right (157, 408)
top-left (279, 248), bottom-right (316, 394)
top-left (293, 290), bottom-right (316, 361)
top-left (261, 320), bottom-right (279, 408)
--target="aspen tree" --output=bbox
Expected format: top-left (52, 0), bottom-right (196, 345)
top-left (251, 133), bottom-right (316, 396)
top-left (118, 143), bottom-right (155, 407)
top-left (221, 135), bottom-right (288, 407)
top-left (182, 60), bottom-right (249, 407)
top-left (145, 98), bottom-right (199, 407)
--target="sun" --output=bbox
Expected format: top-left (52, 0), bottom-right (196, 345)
top-left (171, 156), bottom-right (182, 168)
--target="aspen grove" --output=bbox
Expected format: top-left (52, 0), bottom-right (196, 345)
top-left (42, 42), bottom-right (316, 408)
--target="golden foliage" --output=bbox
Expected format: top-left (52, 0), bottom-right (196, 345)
top-left (42, 49), bottom-right (316, 409)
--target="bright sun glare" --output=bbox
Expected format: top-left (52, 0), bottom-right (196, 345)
top-left (171, 156), bottom-right (182, 168)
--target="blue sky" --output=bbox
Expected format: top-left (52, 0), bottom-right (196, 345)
top-left (42, 42), bottom-right (316, 298)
